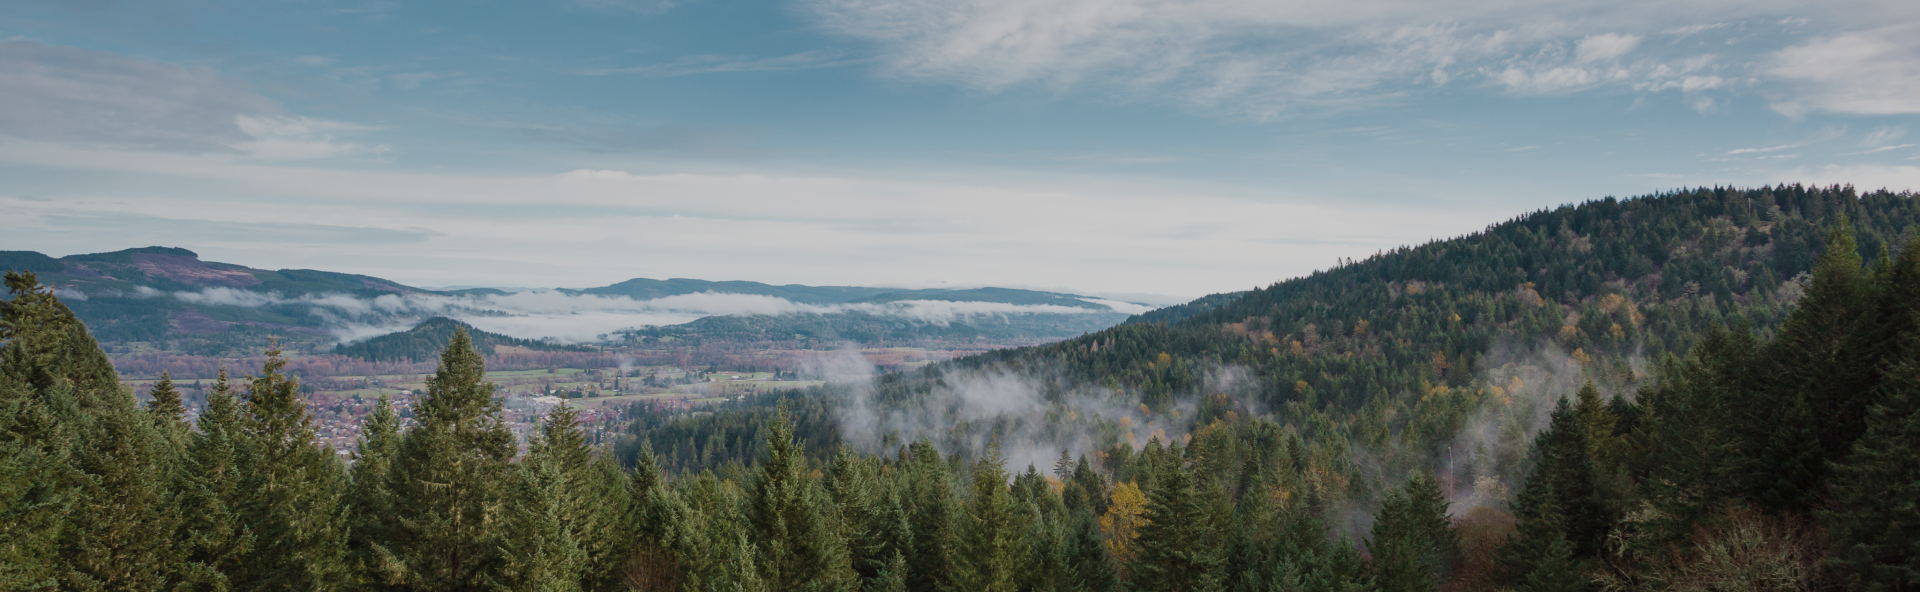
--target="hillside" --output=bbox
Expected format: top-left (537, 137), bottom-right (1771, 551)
top-left (623, 183), bottom-right (1920, 484)
top-left (607, 183), bottom-right (1920, 591)
top-left (0, 247), bottom-right (449, 352)
top-left (331, 317), bottom-right (595, 362)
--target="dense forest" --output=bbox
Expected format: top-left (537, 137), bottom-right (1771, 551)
top-left (3, 185), bottom-right (1918, 591)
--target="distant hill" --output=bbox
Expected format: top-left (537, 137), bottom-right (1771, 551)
top-left (332, 317), bottom-right (595, 362)
top-left (3, 246), bottom-right (1155, 354)
top-left (0, 247), bottom-right (450, 352)
top-left (13, 246), bottom-right (440, 297)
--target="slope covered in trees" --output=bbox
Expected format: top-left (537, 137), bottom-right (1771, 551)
top-left (332, 316), bottom-right (595, 362)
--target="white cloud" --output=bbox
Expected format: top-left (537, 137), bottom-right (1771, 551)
top-left (232, 115), bottom-right (385, 161)
top-left (0, 40), bottom-right (281, 152)
top-left (0, 41), bottom-right (379, 160)
top-left (1575, 33), bottom-right (1641, 63)
top-left (1769, 24), bottom-right (1920, 115)
top-left (160, 285), bottom-right (1126, 343)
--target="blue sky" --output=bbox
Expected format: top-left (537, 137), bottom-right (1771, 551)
top-left (3, 0), bottom-right (1918, 302)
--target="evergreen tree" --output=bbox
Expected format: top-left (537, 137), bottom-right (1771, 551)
top-left (748, 404), bottom-right (855, 591)
top-left (173, 368), bottom-right (252, 590)
top-left (384, 328), bottom-right (517, 589)
top-left (1734, 217), bottom-right (1868, 513)
top-left (954, 450), bottom-right (1023, 592)
top-left (1367, 473), bottom-right (1456, 592)
top-left (231, 345), bottom-right (350, 590)
top-left (1065, 507), bottom-right (1119, 592)
top-left (870, 550), bottom-right (909, 592)
top-left (347, 394), bottom-right (403, 584)
top-left (496, 406), bottom-right (594, 592)
top-left (579, 454), bottom-right (631, 592)
top-left (902, 440), bottom-right (958, 592)
top-left (1499, 397), bottom-right (1610, 589)
top-left (147, 370), bottom-right (190, 453)
top-left (1822, 342), bottom-right (1920, 591)
top-left (1128, 461), bottom-right (1225, 592)
top-left (0, 271), bottom-right (178, 590)
top-left (0, 272), bottom-right (81, 588)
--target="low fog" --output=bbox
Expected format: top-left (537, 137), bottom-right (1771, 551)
top-left (160, 287), bottom-right (1135, 343)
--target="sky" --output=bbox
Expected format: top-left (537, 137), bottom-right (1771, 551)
top-left (4, 0), bottom-right (1919, 303)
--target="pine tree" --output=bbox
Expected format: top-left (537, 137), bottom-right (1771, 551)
top-left (385, 328), bottom-right (517, 589)
top-left (230, 345), bottom-right (350, 590)
top-left (0, 272), bottom-right (178, 589)
top-left (1735, 217), bottom-right (1868, 513)
top-left (1128, 462), bottom-right (1225, 592)
top-left (347, 394), bottom-right (403, 584)
top-left (954, 449), bottom-right (1023, 592)
top-left (173, 369), bottom-right (252, 589)
top-left (497, 406), bottom-right (594, 592)
top-left (0, 272), bottom-right (81, 589)
top-left (1066, 506), bottom-right (1119, 592)
top-left (870, 550), bottom-right (909, 592)
top-left (147, 370), bottom-right (190, 453)
top-left (1368, 473), bottom-right (1456, 592)
top-left (748, 404), bottom-right (855, 591)
top-left (902, 440), bottom-right (958, 592)
top-left (1822, 340), bottom-right (1920, 591)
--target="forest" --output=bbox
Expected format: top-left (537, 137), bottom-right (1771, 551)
top-left (2, 184), bottom-right (1918, 591)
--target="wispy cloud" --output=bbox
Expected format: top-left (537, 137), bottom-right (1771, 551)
top-left (1768, 24), bottom-right (1920, 116)
top-left (800, 0), bottom-right (1914, 119)
top-left (1843, 144), bottom-right (1915, 155)
top-left (583, 51), bottom-right (867, 76)
top-left (1724, 144), bottom-right (1798, 155)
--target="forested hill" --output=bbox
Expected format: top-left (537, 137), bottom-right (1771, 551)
top-left (332, 317), bottom-right (593, 362)
top-left (610, 183), bottom-right (1920, 591)
top-left (1138, 184), bottom-right (1915, 332)
top-left (628, 184), bottom-right (1920, 479)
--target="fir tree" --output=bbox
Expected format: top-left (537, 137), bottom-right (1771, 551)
top-left (748, 404), bottom-right (855, 591)
top-left (1735, 217), bottom-right (1868, 513)
top-left (1822, 342), bottom-right (1920, 591)
top-left (0, 272), bottom-right (80, 589)
top-left (231, 345), bottom-right (350, 590)
top-left (1367, 473), bottom-right (1456, 592)
top-left (1128, 461), bottom-right (1225, 592)
top-left (0, 271), bottom-right (178, 590)
top-left (173, 368), bottom-right (252, 590)
top-left (1065, 506), bottom-right (1119, 592)
top-left (496, 406), bottom-right (593, 592)
top-left (902, 440), bottom-right (958, 592)
top-left (146, 370), bottom-right (190, 453)
top-left (347, 394), bottom-right (403, 584)
top-left (954, 449), bottom-right (1023, 592)
top-left (385, 328), bottom-right (517, 589)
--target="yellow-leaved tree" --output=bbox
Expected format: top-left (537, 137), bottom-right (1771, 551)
top-left (1099, 481), bottom-right (1149, 581)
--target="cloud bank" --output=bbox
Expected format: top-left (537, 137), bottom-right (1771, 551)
top-left (163, 287), bottom-right (1136, 343)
